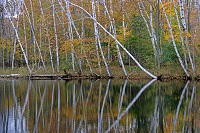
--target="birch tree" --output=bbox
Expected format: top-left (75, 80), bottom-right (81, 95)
top-left (91, 0), bottom-right (111, 76)
top-left (0, 1), bottom-right (5, 37)
top-left (4, 7), bottom-right (31, 74)
top-left (178, 0), bottom-right (195, 75)
top-left (11, 14), bottom-right (19, 70)
top-left (58, 0), bottom-right (89, 73)
top-left (179, 0), bottom-right (187, 31)
top-left (174, 4), bottom-right (188, 69)
top-left (138, 1), bottom-right (161, 69)
top-left (68, 1), bottom-right (157, 79)
top-left (160, 0), bottom-right (190, 77)
top-left (138, 2), bottom-right (158, 63)
top-left (23, 3), bottom-right (46, 70)
top-left (52, 0), bottom-right (60, 72)
top-left (38, 0), bottom-right (54, 72)
top-left (121, 0), bottom-right (126, 40)
top-left (101, 0), bottom-right (127, 76)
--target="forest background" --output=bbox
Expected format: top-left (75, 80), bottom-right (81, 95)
top-left (0, 0), bottom-right (200, 79)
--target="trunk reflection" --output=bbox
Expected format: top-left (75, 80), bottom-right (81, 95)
top-left (0, 80), bottom-right (199, 132)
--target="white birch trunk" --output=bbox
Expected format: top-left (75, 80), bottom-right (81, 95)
top-left (11, 14), bottom-right (20, 70)
top-left (150, 5), bottom-right (158, 47)
top-left (68, 1), bottom-right (157, 79)
top-left (57, 0), bottom-right (93, 73)
top-left (64, 0), bottom-right (81, 39)
top-left (46, 28), bottom-right (55, 73)
top-left (176, 2), bottom-right (195, 74)
top-left (102, 1), bottom-right (127, 76)
top-left (67, 1), bottom-right (83, 73)
top-left (160, 0), bottom-right (190, 77)
top-left (69, 23), bottom-right (76, 71)
top-left (52, 0), bottom-right (60, 72)
top-left (179, 0), bottom-right (187, 30)
top-left (150, 4), bottom-right (161, 68)
top-left (38, 0), bottom-right (54, 72)
top-left (29, 0), bottom-right (36, 66)
top-left (4, 8), bottom-right (31, 74)
top-left (23, 3), bottom-right (46, 70)
top-left (91, 0), bottom-right (111, 76)
top-left (121, 0), bottom-right (126, 40)
top-left (138, 3), bottom-right (157, 60)
top-left (138, 2), bottom-right (161, 69)
top-left (174, 4), bottom-right (188, 68)
top-left (22, 10), bottom-right (28, 59)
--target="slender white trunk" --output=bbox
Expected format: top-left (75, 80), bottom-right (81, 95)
top-left (29, 0), bottom-right (36, 66)
top-left (179, 0), bottom-right (187, 30)
top-left (174, 4), bottom-right (188, 68)
top-left (105, 79), bottom-right (157, 132)
top-left (150, 4), bottom-right (161, 68)
top-left (66, 1), bottom-right (75, 71)
top-left (91, 0), bottom-right (111, 76)
top-left (121, 0), bottom-right (126, 40)
top-left (64, 1), bottom-right (96, 74)
top-left (186, 1), bottom-right (195, 74)
top-left (23, 3), bottom-right (46, 70)
top-left (139, 1), bottom-right (162, 69)
top-left (46, 28), bottom-right (55, 73)
top-left (103, 1), bottom-right (127, 76)
top-left (38, 0), bottom-right (54, 72)
top-left (59, 0), bottom-right (87, 72)
top-left (52, 0), bottom-right (60, 72)
top-left (160, 0), bottom-right (190, 77)
top-left (80, 2), bottom-right (93, 73)
top-left (29, 0), bottom-right (34, 28)
top-left (64, 0), bottom-right (81, 39)
top-left (195, 0), bottom-right (199, 9)
top-left (69, 23), bottom-right (76, 71)
top-left (11, 15), bottom-right (20, 70)
top-left (138, 2), bottom-right (157, 60)
top-left (173, 81), bottom-right (190, 131)
top-left (179, 1), bottom-right (195, 74)
top-left (68, 2), bottom-right (157, 78)
top-left (22, 10), bottom-right (28, 59)
top-left (5, 10), bottom-right (31, 74)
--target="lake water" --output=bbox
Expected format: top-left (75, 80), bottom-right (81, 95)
top-left (0, 79), bottom-right (199, 132)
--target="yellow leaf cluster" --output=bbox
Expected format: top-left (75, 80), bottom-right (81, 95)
top-left (116, 26), bottom-right (132, 43)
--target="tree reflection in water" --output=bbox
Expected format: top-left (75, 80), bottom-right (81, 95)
top-left (0, 79), bottom-right (199, 132)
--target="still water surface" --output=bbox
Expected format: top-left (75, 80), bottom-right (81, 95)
top-left (0, 79), bottom-right (199, 133)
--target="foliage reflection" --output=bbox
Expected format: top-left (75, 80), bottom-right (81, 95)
top-left (0, 79), bottom-right (199, 132)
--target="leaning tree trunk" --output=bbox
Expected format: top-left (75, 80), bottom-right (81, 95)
top-left (23, 3), bottom-right (46, 70)
top-left (91, 0), bottom-right (111, 76)
top-left (66, 0), bottom-right (76, 71)
top-left (160, 0), bottom-right (190, 77)
top-left (38, 0), bottom-right (55, 73)
top-left (139, 1), bottom-right (161, 69)
top-left (174, 4), bottom-right (188, 69)
top-left (80, 1), bottom-right (93, 74)
top-left (68, 1), bottom-right (157, 79)
top-left (59, 0), bottom-right (92, 73)
top-left (4, 8), bottom-right (31, 74)
top-left (102, 1), bottom-right (127, 76)
top-left (138, 2), bottom-right (158, 62)
top-left (179, 0), bottom-right (195, 73)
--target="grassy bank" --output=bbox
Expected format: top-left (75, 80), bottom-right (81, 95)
top-left (0, 64), bottom-right (199, 81)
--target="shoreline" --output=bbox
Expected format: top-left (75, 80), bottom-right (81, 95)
top-left (0, 73), bottom-right (198, 81)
